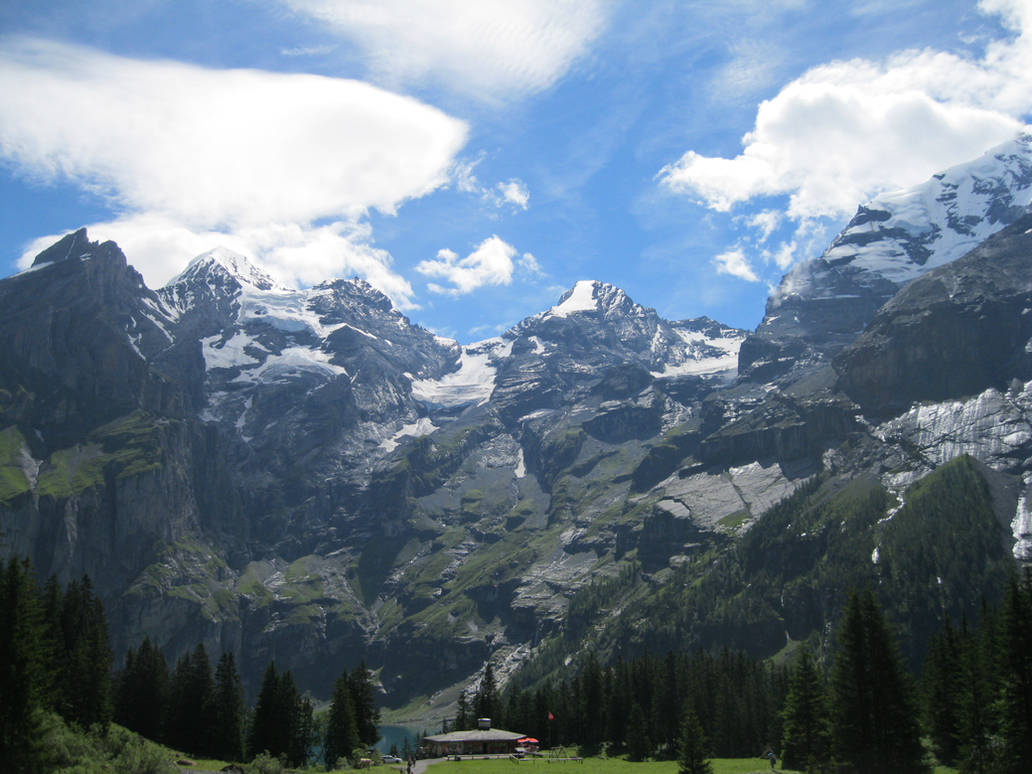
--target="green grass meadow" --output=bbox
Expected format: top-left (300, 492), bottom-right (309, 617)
top-left (427, 757), bottom-right (796, 774)
top-left (423, 757), bottom-right (959, 774)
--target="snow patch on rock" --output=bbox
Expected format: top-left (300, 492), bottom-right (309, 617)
top-left (548, 280), bottom-right (600, 317)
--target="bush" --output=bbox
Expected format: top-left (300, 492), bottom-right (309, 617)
top-left (247, 751), bottom-right (286, 774)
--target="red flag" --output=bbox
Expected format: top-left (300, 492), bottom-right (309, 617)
top-left (548, 711), bottom-right (554, 721)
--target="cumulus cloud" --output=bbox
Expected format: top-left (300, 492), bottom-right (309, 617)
top-left (713, 248), bottom-right (760, 282)
top-left (0, 37), bottom-right (468, 304)
top-left (659, 0), bottom-right (1032, 222)
top-left (279, 0), bottom-right (610, 100)
top-left (417, 235), bottom-right (532, 295)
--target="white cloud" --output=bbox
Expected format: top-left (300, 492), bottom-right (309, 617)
top-left (278, 0), bottom-right (610, 100)
top-left (763, 241), bottom-right (796, 271)
top-left (416, 235), bottom-right (519, 295)
top-left (497, 179), bottom-right (530, 210)
top-left (447, 159), bottom-right (531, 211)
top-left (518, 252), bottom-right (542, 274)
top-left (659, 1), bottom-right (1032, 221)
top-left (713, 248), bottom-right (760, 282)
top-left (746, 210), bottom-right (781, 243)
top-left (0, 39), bottom-right (468, 226)
top-left (0, 37), bottom-right (470, 307)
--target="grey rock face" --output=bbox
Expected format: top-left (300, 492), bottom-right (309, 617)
top-left (835, 213), bottom-right (1032, 416)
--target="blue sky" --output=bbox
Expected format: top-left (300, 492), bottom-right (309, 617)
top-left (1, 1), bottom-right (1030, 341)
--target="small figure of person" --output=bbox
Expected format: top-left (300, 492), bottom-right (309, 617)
top-left (766, 749), bottom-right (777, 769)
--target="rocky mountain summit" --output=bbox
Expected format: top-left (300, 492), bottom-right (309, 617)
top-left (2, 135), bottom-right (1032, 718)
top-left (740, 133), bottom-right (1032, 382)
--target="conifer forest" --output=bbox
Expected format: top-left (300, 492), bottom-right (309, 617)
top-left (3, 553), bottom-right (1031, 773)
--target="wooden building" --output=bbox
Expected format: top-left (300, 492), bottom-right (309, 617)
top-left (423, 719), bottom-right (525, 757)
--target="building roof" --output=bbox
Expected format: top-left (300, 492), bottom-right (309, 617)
top-left (424, 729), bottom-right (525, 743)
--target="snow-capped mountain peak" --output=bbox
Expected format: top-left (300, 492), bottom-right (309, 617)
top-left (173, 246), bottom-right (278, 292)
top-left (543, 280), bottom-right (644, 322)
top-left (772, 132), bottom-right (1032, 308)
top-left (742, 131), bottom-right (1032, 381)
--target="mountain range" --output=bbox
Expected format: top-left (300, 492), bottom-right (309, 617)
top-left (2, 133), bottom-right (1031, 721)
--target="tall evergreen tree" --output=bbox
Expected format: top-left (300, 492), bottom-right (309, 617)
top-left (455, 690), bottom-right (471, 731)
top-left (995, 572), bottom-right (1032, 773)
top-left (627, 701), bottom-right (651, 761)
top-left (677, 705), bottom-right (712, 774)
top-left (831, 590), bottom-right (926, 774)
top-left (956, 617), bottom-right (994, 774)
top-left (0, 558), bottom-right (48, 772)
top-left (653, 652), bottom-right (681, 754)
top-left (575, 653), bottom-right (604, 750)
top-left (605, 659), bottom-right (631, 751)
top-left (114, 637), bottom-right (169, 742)
top-left (56, 576), bottom-right (112, 728)
top-left (325, 673), bottom-right (360, 768)
top-left (289, 693), bottom-right (316, 768)
top-left (167, 644), bottom-right (216, 755)
top-left (249, 662), bottom-right (287, 760)
top-left (212, 651), bottom-right (244, 762)
top-left (351, 661), bottom-right (381, 746)
top-left (781, 647), bottom-right (830, 773)
top-left (921, 618), bottom-right (963, 766)
top-left (474, 662), bottom-right (500, 726)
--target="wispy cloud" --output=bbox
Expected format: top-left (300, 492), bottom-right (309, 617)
top-left (277, 0), bottom-right (611, 101)
top-left (0, 37), bottom-right (468, 306)
top-left (280, 44), bottom-right (336, 57)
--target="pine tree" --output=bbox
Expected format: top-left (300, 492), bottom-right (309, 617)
top-left (474, 662), bottom-right (500, 726)
top-left (249, 661), bottom-right (287, 760)
top-left (921, 619), bottom-right (962, 766)
top-left (583, 652), bottom-right (607, 749)
top-left (627, 701), bottom-right (651, 761)
top-left (56, 576), bottom-right (112, 728)
top-left (995, 572), bottom-right (1032, 773)
top-left (114, 637), bottom-right (169, 742)
top-left (325, 672), bottom-right (360, 768)
top-left (677, 705), bottom-right (712, 774)
top-left (956, 617), bottom-right (994, 774)
top-left (212, 651), bottom-right (244, 762)
top-left (654, 651), bottom-right (681, 754)
top-left (0, 557), bottom-right (48, 771)
top-left (351, 661), bottom-right (381, 746)
top-left (289, 693), bottom-right (316, 768)
top-left (167, 644), bottom-right (216, 755)
top-left (781, 646), bottom-right (830, 772)
top-left (455, 690), bottom-right (471, 731)
top-left (605, 659), bottom-right (631, 751)
top-left (831, 590), bottom-right (926, 774)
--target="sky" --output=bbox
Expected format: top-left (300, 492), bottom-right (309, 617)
top-left (0, 1), bottom-right (1030, 342)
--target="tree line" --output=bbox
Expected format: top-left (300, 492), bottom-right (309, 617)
top-left (0, 556), bottom-right (381, 772)
top-left (451, 576), bottom-right (1032, 774)
top-left (0, 558), bottom-right (112, 770)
